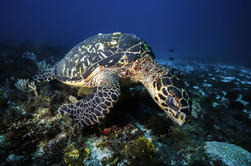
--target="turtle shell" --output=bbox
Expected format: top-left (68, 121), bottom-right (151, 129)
top-left (55, 32), bottom-right (154, 82)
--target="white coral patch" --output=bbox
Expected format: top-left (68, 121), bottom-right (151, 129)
top-left (204, 141), bottom-right (251, 166)
top-left (219, 76), bottom-right (235, 83)
top-left (236, 94), bottom-right (249, 107)
top-left (85, 137), bottom-right (113, 162)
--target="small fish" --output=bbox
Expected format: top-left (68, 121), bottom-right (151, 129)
top-left (168, 57), bottom-right (174, 61)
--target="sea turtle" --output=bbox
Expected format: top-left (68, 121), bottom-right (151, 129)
top-left (34, 32), bottom-right (191, 127)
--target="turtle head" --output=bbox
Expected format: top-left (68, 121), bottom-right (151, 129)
top-left (134, 54), bottom-right (191, 126)
top-left (151, 71), bottom-right (192, 126)
top-left (153, 73), bottom-right (191, 125)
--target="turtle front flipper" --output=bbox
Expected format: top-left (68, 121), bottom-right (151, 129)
top-left (58, 70), bottom-right (120, 127)
top-left (33, 67), bottom-right (55, 82)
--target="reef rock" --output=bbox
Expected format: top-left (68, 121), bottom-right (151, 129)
top-left (204, 141), bottom-right (251, 166)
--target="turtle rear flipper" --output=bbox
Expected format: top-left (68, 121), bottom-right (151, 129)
top-left (58, 70), bottom-right (120, 126)
top-left (33, 67), bottom-right (55, 82)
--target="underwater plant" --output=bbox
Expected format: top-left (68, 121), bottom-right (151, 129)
top-left (83, 147), bottom-right (90, 158)
top-left (0, 78), bottom-right (12, 93)
top-left (23, 52), bottom-right (51, 72)
top-left (136, 137), bottom-right (157, 153)
top-left (14, 79), bottom-right (37, 96)
top-left (126, 136), bottom-right (157, 159)
top-left (22, 51), bottom-right (37, 61)
top-left (63, 145), bottom-right (81, 166)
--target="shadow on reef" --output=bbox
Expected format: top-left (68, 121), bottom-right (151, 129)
top-left (0, 42), bottom-right (250, 165)
top-left (104, 86), bottom-right (158, 126)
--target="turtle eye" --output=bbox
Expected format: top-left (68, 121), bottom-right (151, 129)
top-left (166, 96), bottom-right (180, 111)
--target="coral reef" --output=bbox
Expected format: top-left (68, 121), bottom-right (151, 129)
top-left (63, 145), bottom-right (81, 166)
top-left (0, 42), bottom-right (250, 165)
top-left (15, 79), bottom-right (37, 97)
top-left (134, 136), bottom-right (157, 157)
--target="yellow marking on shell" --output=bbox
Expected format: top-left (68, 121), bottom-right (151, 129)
top-left (81, 44), bottom-right (86, 49)
top-left (87, 58), bottom-right (90, 66)
top-left (79, 67), bottom-right (82, 75)
top-left (108, 59), bottom-right (114, 63)
top-left (111, 40), bottom-right (117, 45)
top-left (78, 47), bottom-right (83, 54)
top-left (107, 39), bottom-right (118, 47)
top-left (100, 51), bottom-right (107, 58)
top-left (82, 63), bottom-right (87, 71)
top-left (112, 32), bottom-right (121, 35)
top-left (95, 43), bottom-right (104, 51)
top-left (86, 44), bottom-right (97, 53)
top-left (70, 68), bottom-right (74, 78)
top-left (79, 56), bottom-right (85, 63)
top-left (66, 68), bottom-right (70, 77)
top-left (62, 64), bottom-right (66, 77)
top-left (118, 55), bottom-right (129, 65)
top-left (86, 44), bottom-right (92, 52)
top-left (75, 58), bottom-right (80, 64)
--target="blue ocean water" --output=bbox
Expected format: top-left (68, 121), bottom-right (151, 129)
top-left (0, 0), bottom-right (250, 67)
top-left (0, 0), bottom-right (251, 165)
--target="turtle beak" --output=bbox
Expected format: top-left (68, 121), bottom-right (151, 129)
top-left (175, 112), bottom-right (186, 126)
top-left (163, 98), bottom-right (187, 126)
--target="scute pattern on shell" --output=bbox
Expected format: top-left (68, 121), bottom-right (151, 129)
top-left (54, 33), bottom-right (152, 82)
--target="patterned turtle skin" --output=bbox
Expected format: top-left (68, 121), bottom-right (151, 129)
top-left (34, 32), bottom-right (191, 127)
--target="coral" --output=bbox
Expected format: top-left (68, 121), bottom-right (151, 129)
top-left (110, 156), bottom-right (119, 165)
top-left (64, 145), bottom-right (80, 166)
top-left (103, 128), bottom-right (109, 135)
top-left (111, 127), bottom-right (121, 138)
top-left (84, 136), bottom-right (114, 165)
top-left (122, 136), bottom-right (158, 164)
top-left (168, 126), bottom-right (185, 140)
top-left (36, 61), bottom-right (51, 72)
top-left (83, 147), bottom-right (90, 158)
top-left (66, 148), bottom-right (79, 158)
top-left (1, 43), bottom-right (251, 165)
top-left (14, 79), bottom-right (29, 93)
top-left (22, 52), bottom-right (37, 61)
top-left (204, 141), bottom-right (251, 166)
top-left (168, 126), bottom-right (193, 150)
top-left (134, 136), bottom-right (157, 158)
top-left (28, 81), bottom-right (38, 97)
top-left (15, 79), bottom-right (37, 96)
top-left (22, 52), bottom-right (51, 72)
top-left (191, 98), bottom-right (201, 118)
top-left (0, 78), bottom-right (12, 94)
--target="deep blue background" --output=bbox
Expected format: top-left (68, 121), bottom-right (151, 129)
top-left (0, 0), bottom-right (250, 67)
